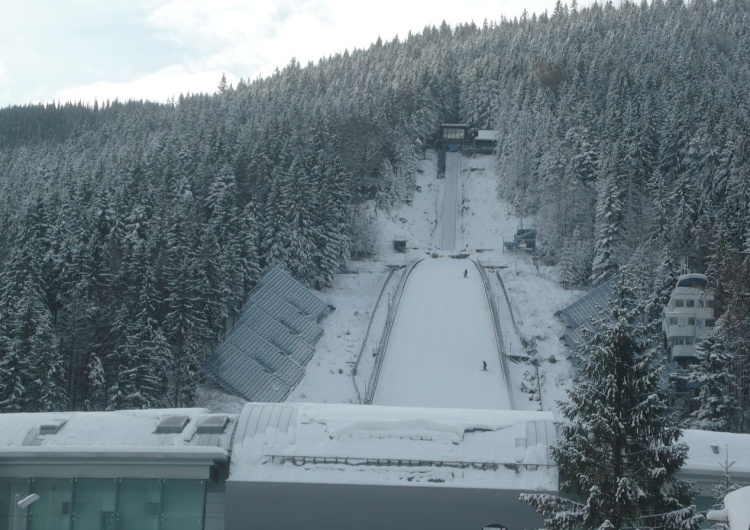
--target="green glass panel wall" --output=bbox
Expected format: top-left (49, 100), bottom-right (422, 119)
top-left (116, 479), bottom-right (160, 530)
top-left (161, 480), bottom-right (206, 530)
top-left (28, 478), bottom-right (73, 530)
top-left (1, 478), bottom-right (205, 530)
top-left (70, 479), bottom-right (117, 530)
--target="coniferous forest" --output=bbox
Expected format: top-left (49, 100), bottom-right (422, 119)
top-left (0, 1), bottom-right (748, 428)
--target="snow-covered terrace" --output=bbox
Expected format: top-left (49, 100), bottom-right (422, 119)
top-left (229, 402), bottom-right (557, 490)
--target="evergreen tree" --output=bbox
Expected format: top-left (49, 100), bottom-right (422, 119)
top-left (591, 153), bottom-right (626, 285)
top-left (689, 324), bottom-right (739, 431)
top-left (0, 302), bottom-right (27, 412)
top-left (522, 282), bottom-right (702, 530)
top-left (11, 277), bottom-right (68, 411)
top-left (84, 353), bottom-right (106, 411)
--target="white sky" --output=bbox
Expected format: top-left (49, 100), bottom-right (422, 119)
top-left (0, 0), bottom-right (590, 107)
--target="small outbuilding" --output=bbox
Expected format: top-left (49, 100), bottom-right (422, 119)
top-left (474, 130), bottom-right (499, 152)
top-left (393, 234), bottom-right (407, 252)
top-left (438, 124), bottom-right (470, 151)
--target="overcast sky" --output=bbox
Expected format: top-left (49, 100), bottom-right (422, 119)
top-left (0, 0), bottom-right (589, 108)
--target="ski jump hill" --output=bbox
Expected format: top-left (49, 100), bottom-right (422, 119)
top-left (221, 150), bottom-right (553, 530)
top-left (371, 257), bottom-right (512, 409)
top-left (370, 150), bottom-right (513, 410)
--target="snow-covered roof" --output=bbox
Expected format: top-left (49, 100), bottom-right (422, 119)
top-left (681, 429), bottom-right (750, 480)
top-left (476, 130), bottom-right (499, 142)
top-left (0, 408), bottom-right (235, 469)
top-left (229, 402), bottom-right (557, 490)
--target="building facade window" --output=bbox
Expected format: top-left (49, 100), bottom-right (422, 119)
top-left (675, 299), bottom-right (685, 307)
top-left (443, 128), bottom-right (465, 140)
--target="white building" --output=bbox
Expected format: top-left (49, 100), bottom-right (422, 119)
top-left (662, 273), bottom-right (715, 367)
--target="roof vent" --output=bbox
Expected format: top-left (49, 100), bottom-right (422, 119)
top-left (196, 415), bottom-right (229, 434)
top-left (155, 415), bottom-right (190, 434)
top-left (38, 419), bottom-right (67, 435)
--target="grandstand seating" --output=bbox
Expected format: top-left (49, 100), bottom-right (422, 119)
top-left (556, 278), bottom-right (614, 350)
top-left (258, 263), bottom-right (330, 321)
top-left (206, 263), bottom-right (329, 402)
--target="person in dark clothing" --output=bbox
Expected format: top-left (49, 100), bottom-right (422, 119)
top-left (463, 269), bottom-right (468, 278)
top-left (482, 360), bottom-right (487, 371)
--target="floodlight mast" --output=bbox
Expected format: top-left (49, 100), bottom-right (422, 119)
top-left (14, 493), bottom-right (40, 530)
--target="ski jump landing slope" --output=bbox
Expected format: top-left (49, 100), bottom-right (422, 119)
top-left (372, 258), bottom-right (511, 410)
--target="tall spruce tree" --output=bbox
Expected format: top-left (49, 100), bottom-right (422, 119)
top-left (689, 324), bottom-right (738, 432)
top-left (522, 281), bottom-right (702, 530)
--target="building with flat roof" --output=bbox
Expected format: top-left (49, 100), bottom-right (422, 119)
top-left (1, 404), bottom-right (748, 529)
top-left (0, 408), bottom-right (234, 530)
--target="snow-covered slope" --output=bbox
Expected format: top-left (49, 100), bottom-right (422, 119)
top-left (201, 152), bottom-right (580, 414)
top-left (372, 258), bottom-right (511, 409)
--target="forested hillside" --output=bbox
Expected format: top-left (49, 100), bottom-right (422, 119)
top-left (1, 0), bottom-right (748, 427)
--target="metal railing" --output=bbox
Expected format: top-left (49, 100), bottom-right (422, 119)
top-left (475, 261), bottom-right (515, 410)
top-left (266, 453), bottom-right (554, 472)
top-left (351, 267), bottom-right (398, 404)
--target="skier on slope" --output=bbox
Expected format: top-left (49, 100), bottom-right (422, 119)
top-left (482, 360), bottom-right (487, 371)
top-left (463, 269), bottom-right (468, 278)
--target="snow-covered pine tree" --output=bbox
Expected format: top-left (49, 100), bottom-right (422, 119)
top-left (163, 232), bottom-right (209, 407)
top-left (645, 247), bottom-right (679, 322)
top-left (83, 353), bottom-right (106, 411)
top-left (8, 277), bottom-right (68, 412)
top-left (108, 233), bottom-right (166, 410)
top-left (314, 147), bottom-right (352, 288)
top-left (522, 280), bottom-right (702, 530)
top-left (689, 323), bottom-right (739, 432)
top-left (591, 150), bottom-right (626, 285)
top-left (284, 157), bottom-right (320, 285)
top-left (558, 240), bottom-right (576, 290)
top-left (260, 168), bottom-right (292, 266)
top-left (0, 303), bottom-right (27, 412)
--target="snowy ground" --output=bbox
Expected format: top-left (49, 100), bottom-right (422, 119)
top-left (201, 152), bottom-right (581, 415)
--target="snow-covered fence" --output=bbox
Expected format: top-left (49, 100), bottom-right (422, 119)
top-left (494, 271), bottom-right (519, 333)
top-left (352, 267), bottom-right (398, 404)
top-left (365, 259), bottom-right (423, 404)
top-left (475, 261), bottom-right (516, 410)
